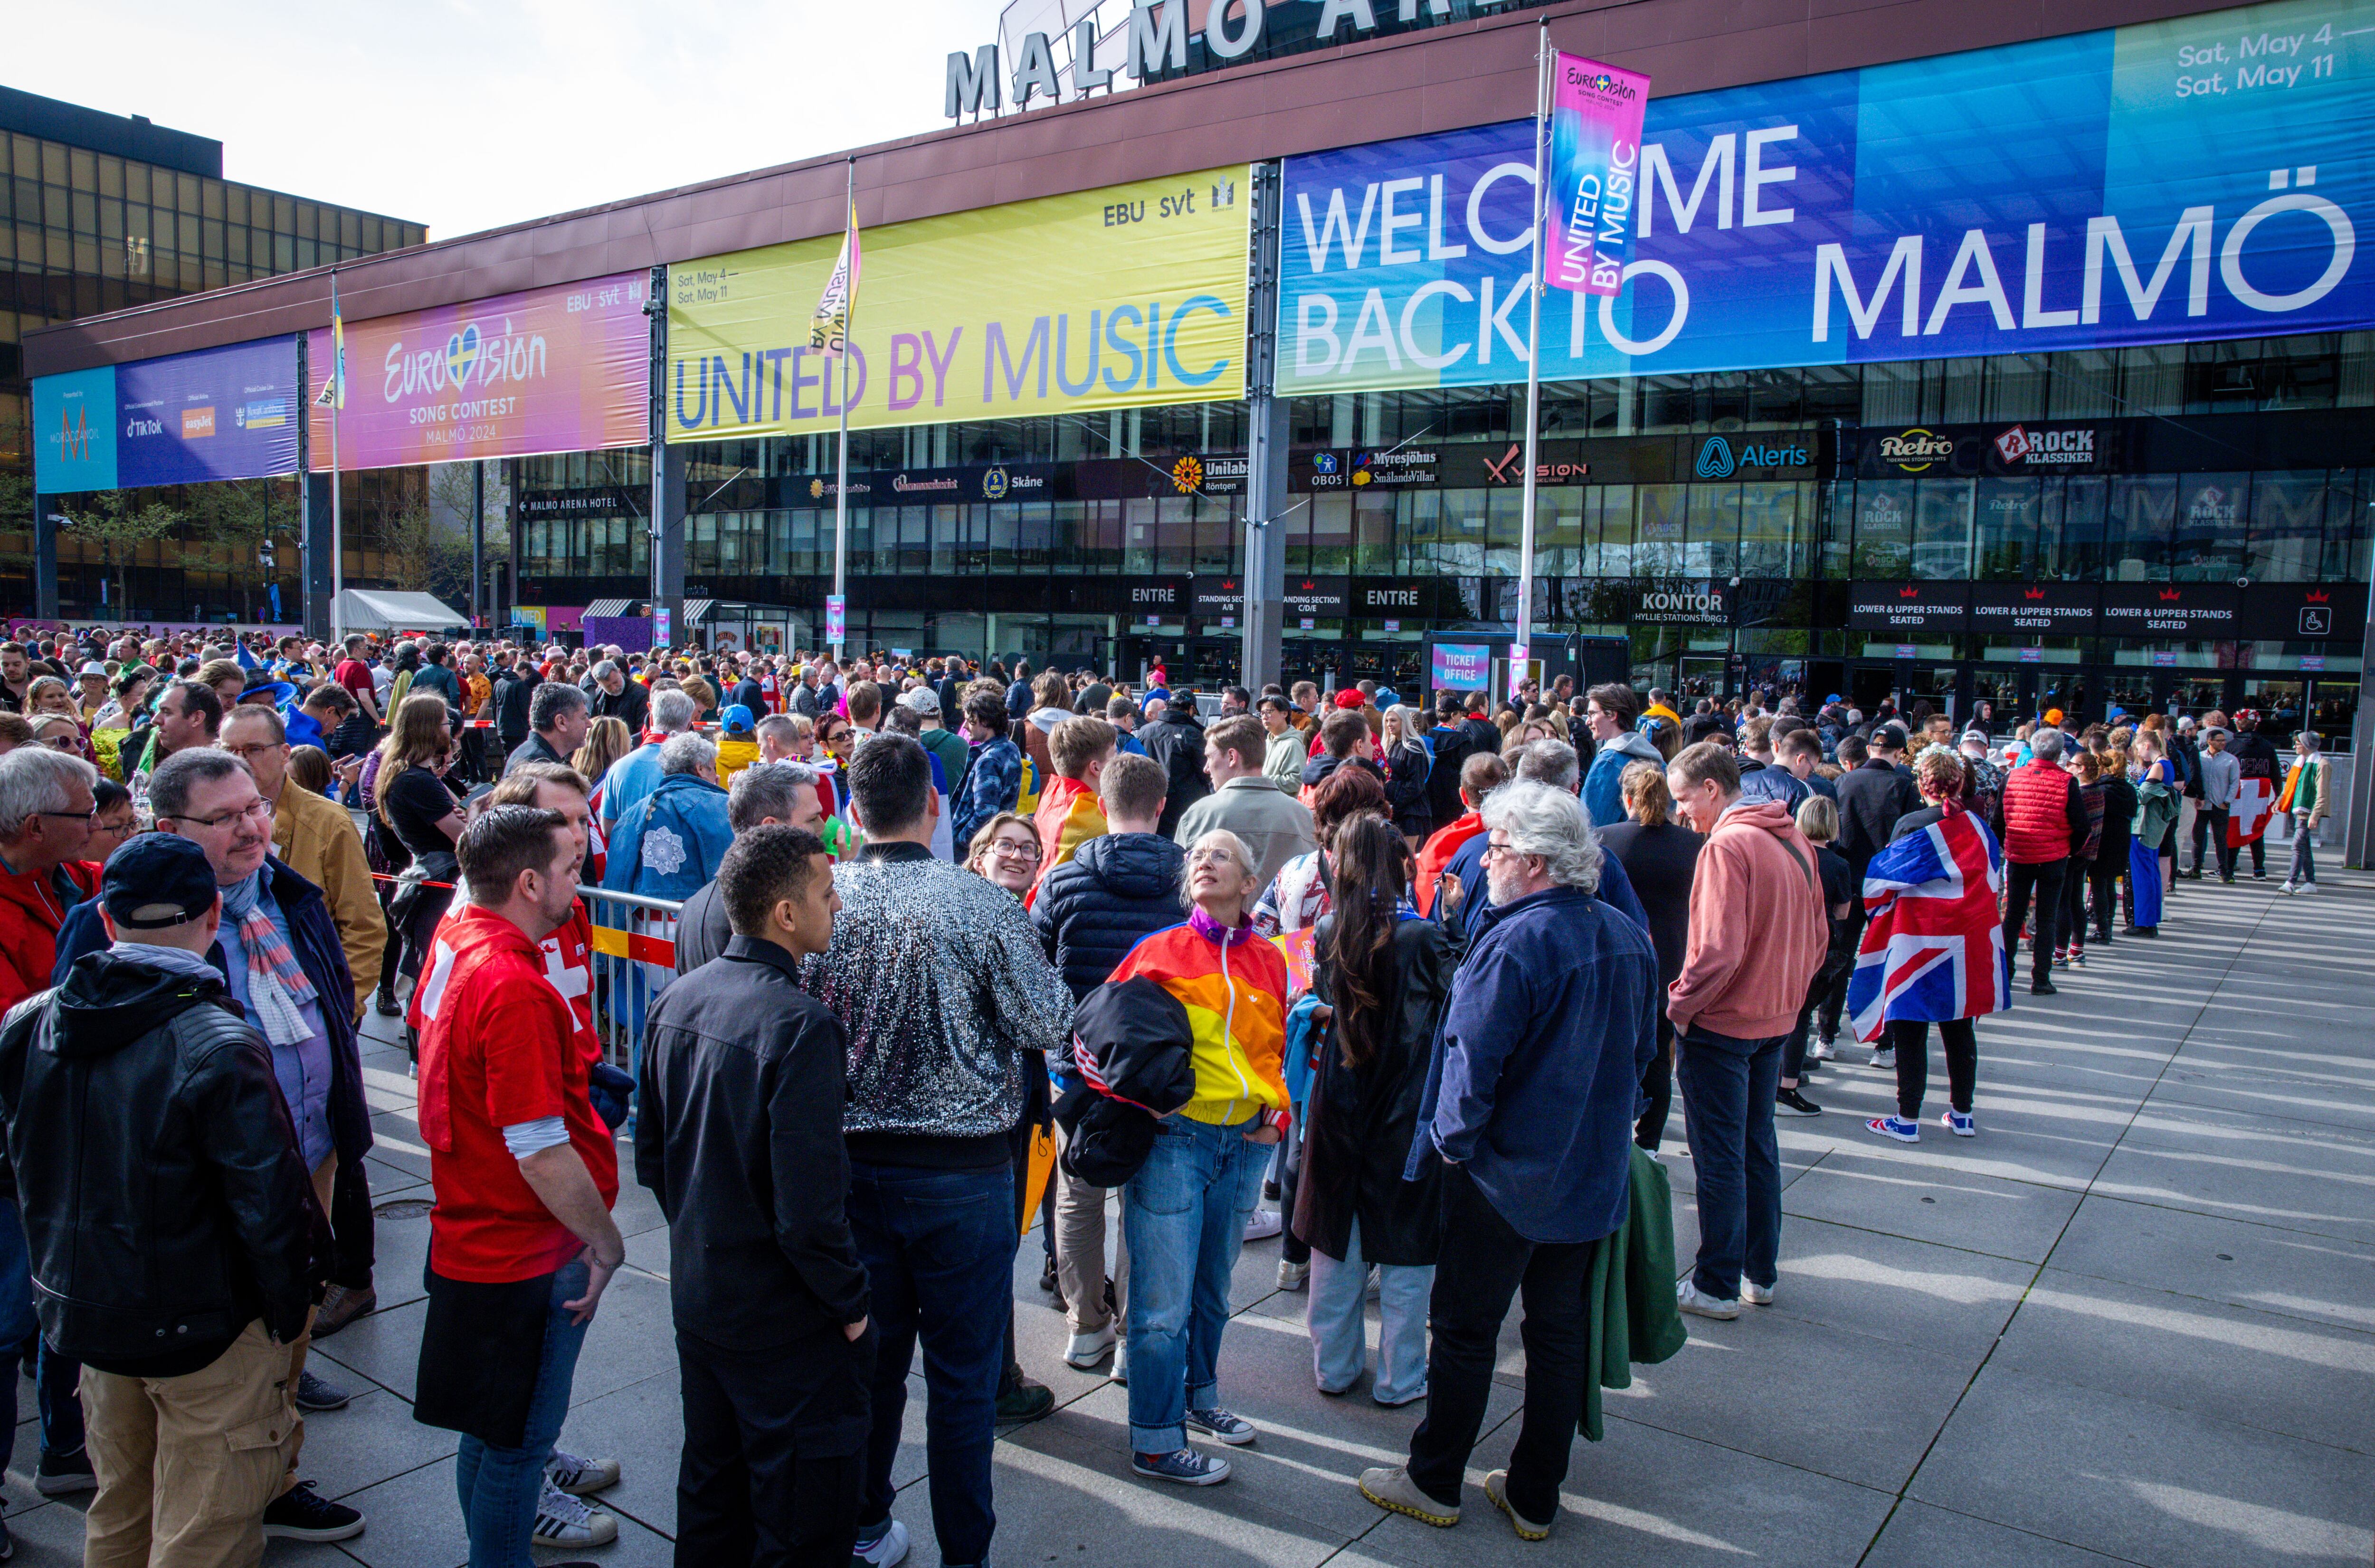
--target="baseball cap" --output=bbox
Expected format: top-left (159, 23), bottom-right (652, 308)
top-left (2042, 708), bottom-right (2064, 726)
top-left (722, 704), bottom-right (756, 736)
top-left (102, 834), bottom-right (220, 932)
top-left (898, 688), bottom-right (940, 716)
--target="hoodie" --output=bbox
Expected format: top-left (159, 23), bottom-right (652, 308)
top-left (1666, 798), bottom-right (1829, 1041)
top-left (1582, 731), bottom-right (1665, 832)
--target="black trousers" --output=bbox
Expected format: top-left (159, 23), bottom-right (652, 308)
top-left (676, 1329), bottom-right (868, 1568)
top-left (1407, 1166), bottom-right (1589, 1524)
top-left (1818, 903), bottom-right (1866, 1037)
top-left (2191, 806), bottom-right (2234, 877)
top-left (2060, 854), bottom-right (2093, 954)
top-left (2001, 859), bottom-right (2065, 986)
top-left (1635, 1012), bottom-right (1675, 1151)
top-left (2087, 863), bottom-right (2121, 942)
top-left (331, 1153), bottom-right (375, 1291)
top-left (1889, 1017), bottom-right (1977, 1120)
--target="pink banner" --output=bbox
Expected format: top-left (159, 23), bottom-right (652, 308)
top-left (309, 274), bottom-right (649, 470)
top-left (1546, 53), bottom-right (1652, 297)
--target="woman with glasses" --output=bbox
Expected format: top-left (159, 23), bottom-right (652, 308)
top-left (28, 713), bottom-right (91, 765)
top-left (85, 779), bottom-right (137, 862)
top-left (965, 812), bottom-right (1042, 897)
top-left (372, 694), bottom-right (466, 1018)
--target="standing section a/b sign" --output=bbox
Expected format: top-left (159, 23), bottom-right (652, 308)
top-left (667, 168), bottom-right (1250, 440)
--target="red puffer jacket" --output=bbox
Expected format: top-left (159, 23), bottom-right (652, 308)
top-left (2001, 758), bottom-right (2081, 865)
top-left (0, 859), bottom-right (102, 1015)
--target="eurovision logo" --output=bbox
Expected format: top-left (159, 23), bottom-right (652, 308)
top-left (383, 314), bottom-right (549, 404)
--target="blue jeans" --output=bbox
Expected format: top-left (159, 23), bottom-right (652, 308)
top-left (849, 1162), bottom-right (1016, 1568)
top-left (0, 1199), bottom-right (85, 1466)
top-left (455, 1260), bottom-right (590, 1568)
top-left (1675, 1025), bottom-right (1784, 1300)
top-left (1307, 1218), bottom-right (1432, 1406)
top-left (1122, 1115), bottom-right (1268, 1454)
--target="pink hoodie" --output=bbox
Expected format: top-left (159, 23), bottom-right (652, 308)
top-left (1666, 798), bottom-right (1830, 1041)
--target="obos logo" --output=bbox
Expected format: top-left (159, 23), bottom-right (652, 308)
top-left (1695, 437), bottom-right (1736, 479)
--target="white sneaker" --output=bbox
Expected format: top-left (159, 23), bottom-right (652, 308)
top-left (853, 1517), bottom-right (910, 1568)
top-left (1675, 1280), bottom-right (1741, 1320)
top-left (1109, 1339), bottom-right (1128, 1384)
top-left (1807, 1037), bottom-right (1837, 1063)
top-left (531, 1482), bottom-right (617, 1548)
top-left (1243, 1208), bottom-right (1283, 1242)
top-left (1277, 1259), bottom-right (1308, 1291)
top-left (1064, 1323), bottom-right (1117, 1369)
top-left (545, 1447), bottom-right (620, 1495)
top-left (1740, 1280), bottom-right (1774, 1305)
top-left (1870, 1047), bottom-right (1897, 1070)
top-left (2295, 881), bottom-right (2318, 895)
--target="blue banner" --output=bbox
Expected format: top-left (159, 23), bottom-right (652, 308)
top-left (1279, 0), bottom-right (2375, 393)
top-left (32, 338), bottom-right (301, 494)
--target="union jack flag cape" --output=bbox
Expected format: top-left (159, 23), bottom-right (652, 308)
top-left (1845, 808), bottom-right (2012, 1043)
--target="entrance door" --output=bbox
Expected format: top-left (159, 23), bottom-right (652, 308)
top-left (1678, 656), bottom-right (1728, 708)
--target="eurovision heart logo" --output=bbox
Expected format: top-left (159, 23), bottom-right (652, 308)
top-left (443, 323), bottom-right (482, 389)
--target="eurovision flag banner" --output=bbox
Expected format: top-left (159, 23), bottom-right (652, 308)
top-left (33, 337), bottom-right (303, 495)
top-left (307, 273), bottom-right (650, 470)
top-left (668, 166), bottom-right (1251, 441)
top-left (810, 202), bottom-right (862, 356)
top-left (1279, 0), bottom-right (2375, 394)
top-left (1546, 53), bottom-right (1652, 297)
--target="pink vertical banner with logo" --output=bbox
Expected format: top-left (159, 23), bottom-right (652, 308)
top-left (308, 273), bottom-right (650, 469)
top-left (1545, 53), bottom-right (1651, 297)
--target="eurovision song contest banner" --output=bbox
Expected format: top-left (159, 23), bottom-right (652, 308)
top-left (1547, 55), bottom-right (1652, 298)
top-left (33, 337), bottom-right (301, 494)
top-left (667, 166), bottom-right (1252, 440)
top-left (307, 273), bottom-right (650, 469)
top-left (1279, 0), bottom-right (2375, 394)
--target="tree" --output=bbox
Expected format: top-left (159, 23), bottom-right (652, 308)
top-left (425, 462), bottom-right (512, 625)
top-left (378, 501), bottom-right (473, 606)
top-left (184, 479), bottom-right (300, 622)
top-left (58, 491), bottom-right (182, 617)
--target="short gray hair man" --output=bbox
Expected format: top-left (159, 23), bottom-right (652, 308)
top-left (1513, 738), bottom-right (1580, 795)
top-left (1481, 780), bottom-right (1603, 894)
top-left (650, 689), bottom-right (697, 735)
top-left (2029, 727), bottom-right (2067, 763)
top-left (659, 733), bottom-right (718, 777)
top-left (728, 760), bottom-right (822, 831)
top-left (0, 746), bottom-right (101, 841)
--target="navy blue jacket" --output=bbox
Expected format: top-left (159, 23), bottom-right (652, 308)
top-left (1034, 831), bottom-right (1188, 1005)
top-left (1407, 884), bottom-right (1659, 1244)
top-left (1737, 760), bottom-right (1810, 813)
top-left (54, 856), bottom-right (371, 1167)
top-left (1444, 822), bottom-right (1651, 941)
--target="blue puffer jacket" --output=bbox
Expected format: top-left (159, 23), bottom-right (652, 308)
top-left (1034, 832), bottom-right (1189, 1078)
top-left (603, 772), bottom-right (735, 903)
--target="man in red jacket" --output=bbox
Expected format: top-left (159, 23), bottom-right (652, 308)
top-left (0, 746), bottom-right (99, 1014)
top-left (1998, 728), bottom-right (2091, 997)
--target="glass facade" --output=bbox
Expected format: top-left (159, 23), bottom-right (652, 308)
top-left (0, 106), bottom-right (427, 620)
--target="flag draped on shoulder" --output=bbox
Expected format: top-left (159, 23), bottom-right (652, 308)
top-left (808, 200), bottom-right (861, 356)
top-left (1845, 809), bottom-right (2010, 1043)
top-left (2227, 776), bottom-right (2276, 847)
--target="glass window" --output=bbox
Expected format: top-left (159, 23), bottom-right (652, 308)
top-left (2309, 678), bottom-right (2358, 751)
top-left (2105, 476), bottom-right (2176, 580)
top-left (1122, 499), bottom-right (1157, 574)
top-left (1483, 489), bottom-right (1524, 576)
top-left (1737, 482), bottom-right (1800, 578)
top-left (1196, 496), bottom-right (1237, 574)
top-left (1083, 500), bottom-right (1120, 573)
top-left (1634, 485), bottom-right (1687, 575)
top-left (1354, 490), bottom-right (1396, 574)
top-left (1974, 477), bottom-right (2041, 579)
top-left (1047, 500), bottom-right (1084, 575)
top-left (1851, 481), bottom-right (1913, 578)
top-left (2328, 473), bottom-right (2371, 582)
top-left (1912, 478), bottom-right (1973, 579)
top-left (2172, 473), bottom-right (2247, 581)
top-left (1532, 487), bottom-right (1582, 577)
top-left (986, 502), bottom-right (1022, 574)
top-left (1309, 493), bottom-right (1352, 573)
top-left (1400, 490), bottom-right (1442, 576)
top-left (1592, 484), bottom-right (1635, 577)
top-left (2242, 472), bottom-right (2325, 582)
top-left (1688, 482), bottom-right (1740, 577)
top-left (2042, 476), bottom-right (2106, 581)
top-left (1440, 489), bottom-right (1487, 574)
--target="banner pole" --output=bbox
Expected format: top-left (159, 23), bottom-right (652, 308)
top-left (832, 156), bottom-right (853, 662)
top-left (1516, 22), bottom-right (1549, 683)
top-left (329, 268), bottom-right (344, 648)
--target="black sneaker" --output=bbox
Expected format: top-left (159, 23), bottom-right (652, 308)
top-left (372, 991), bottom-right (402, 1018)
top-left (261, 1480), bottom-right (366, 1542)
top-left (1775, 1087), bottom-right (1823, 1117)
top-left (35, 1446), bottom-right (95, 1495)
top-left (996, 1377), bottom-right (1055, 1423)
top-left (2031, 978), bottom-right (2059, 995)
top-left (1037, 1256), bottom-right (1058, 1294)
top-left (295, 1369), bottom-right (351, 1411)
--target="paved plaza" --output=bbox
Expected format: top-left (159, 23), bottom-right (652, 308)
top-left (6, 869), bottom-right (2371, 1568)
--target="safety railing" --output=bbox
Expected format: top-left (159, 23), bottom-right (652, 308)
top-left (581, 885), bottom-right (682, 1073)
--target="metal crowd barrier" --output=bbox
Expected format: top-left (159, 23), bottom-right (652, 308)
top-left (581, 885), bottom-right (683, 1074)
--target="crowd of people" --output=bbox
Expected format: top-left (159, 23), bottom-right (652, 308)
top-left (0, 619), bottom-right (2330, 1567)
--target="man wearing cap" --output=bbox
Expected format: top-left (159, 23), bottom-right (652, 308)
top-left (714, 705), bottom-right (762, 786)
top-left (1138, 691), bottom-right (1209, 839)
top-left (0, 832), bottom-right (331, 1568)
top-left (904, 685), bottom-right (970, 799)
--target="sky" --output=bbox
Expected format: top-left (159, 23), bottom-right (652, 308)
top-left (9, 0), bottom-right (1007, 239)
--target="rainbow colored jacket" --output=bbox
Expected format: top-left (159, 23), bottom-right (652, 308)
top-left (1110, 909), bottom-right (1291, 1133)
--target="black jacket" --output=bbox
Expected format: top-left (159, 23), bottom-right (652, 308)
top-left (1381, 739), bottom-right (1432, 839)
top-left (494, 669), bottom-right (538, 748)
top-left (1296, 916), bottom-right (1453, 1267)
top-left (1422, 725), bottom-right (1476, 830)
top-left (1835, 757), bottom-right (1924, 873)
top-left (635, 936), bottom-right (870, 1347)
top-left (1594, 822), bottom-right (1705, 990)
top-left (2227, 729), bottom-right (2280, 783)
top-left (672, 878), bottom-right (734, 976)
top-left (592, 680), bottom-right (648, 733)
top-left (0, 954), bottom-right (329, 1373)
top-left (1033, 832), bottom-right (1188, 1010)
top-left (1054, 976), bottom-right (1197, 1187)
top-left (1138, 705), bottom-right (1210, 838)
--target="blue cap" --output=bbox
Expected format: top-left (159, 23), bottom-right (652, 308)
top-left (722, 704), bottom-right (756, 736)
top-left (102, 833), bottom-right (220, 931)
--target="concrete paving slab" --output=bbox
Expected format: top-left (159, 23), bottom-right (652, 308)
top-left (1780, 1148), bottom-right (2085, 1264)
top-left (328, 1453), bottom-right (466, 1568)
top-left (1861, 1498), bottom-right (2142, 1568)
top-left (2048, 1193), bottom-right (2375, 1333)
top-left (298, 1387), bottom-right (455, 1505)
top-left (1760, 1215), bottom-right (2034, 1357)
top-left (2090, 1102), bottom-right (2375, 1244)
top-left (1990, 1267), bottom-right (2375, 1452)
top-left (312, 1295), bottom-right (428, 1403)
top-left (1910, 1361), bottom-right (2375, 1568)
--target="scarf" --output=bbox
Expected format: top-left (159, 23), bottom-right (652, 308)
top-left (220, 869), bottom-right (317, 1047)
top-left (107, 940), bottom-right (223, 985)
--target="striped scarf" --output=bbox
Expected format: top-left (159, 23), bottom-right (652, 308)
top-left (221, 870), bottom-right (317, 1047)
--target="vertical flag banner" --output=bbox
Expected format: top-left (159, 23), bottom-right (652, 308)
top-left (810, 203), bottom-right (862, 355)
top-left (1546, 53), bottom-right (1652, 296)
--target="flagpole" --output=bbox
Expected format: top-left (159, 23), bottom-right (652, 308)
top-left (329, 268), bottom-right (344, 647)
top-left (832, 156), bottom-right (853, 663)
top-left (1516, 23), bottom-right (1549, 690)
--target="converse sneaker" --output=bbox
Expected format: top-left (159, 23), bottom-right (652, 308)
top-left (1185, 1407), bottom-right (1256, 1445)
top-left (546, 1448), bottom-right (621, 1495)
top-left (1064, 1322), bottom-right (1117, 1370)
top-left (1133, 1448), bottom-right (1232, 1486)
top-left (1867, 1115), bottom-right (1921, 1143)
top-left (852, 1517), bottom-right (910, 1567)
top-left (530, 1483), bottom-right (617, 1549)
top-left (1675, 1280), bottom-right (1740, 1320)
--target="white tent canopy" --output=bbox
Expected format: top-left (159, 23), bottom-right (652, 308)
top-left (334, 590), bottom-right (469, 633)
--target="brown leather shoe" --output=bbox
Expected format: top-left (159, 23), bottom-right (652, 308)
top-left (311, 1284), bottom-right (378, 1339)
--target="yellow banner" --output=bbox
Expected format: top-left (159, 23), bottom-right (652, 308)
top-left (667, 166), bottom-right (1249, 441)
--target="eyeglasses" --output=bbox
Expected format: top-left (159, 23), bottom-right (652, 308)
top-left (1185, 847), bottom-right (1242, 867)
top-left (36, 807), bottom-right (96, 825)
top-left (36, 735), bottom-right (80, 751)
top-left (988, 838), bottom-right (1041, 862)
top-left (222, 742), bottom-right (285, 761)
top-left (164, 797), bottom-right (274, 830)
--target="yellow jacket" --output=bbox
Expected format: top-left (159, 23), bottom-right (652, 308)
top-left (270, 780), bottom-right (387, 1016)
top-left (715, 736), bottom-right (760, 786)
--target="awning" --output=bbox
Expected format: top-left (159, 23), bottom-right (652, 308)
top-left (681, 598), bottom-right (716, 624)
top-left (334, 589), bottom-right (470, 633)
top-left (581, 598), bottom-right (639, 619)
